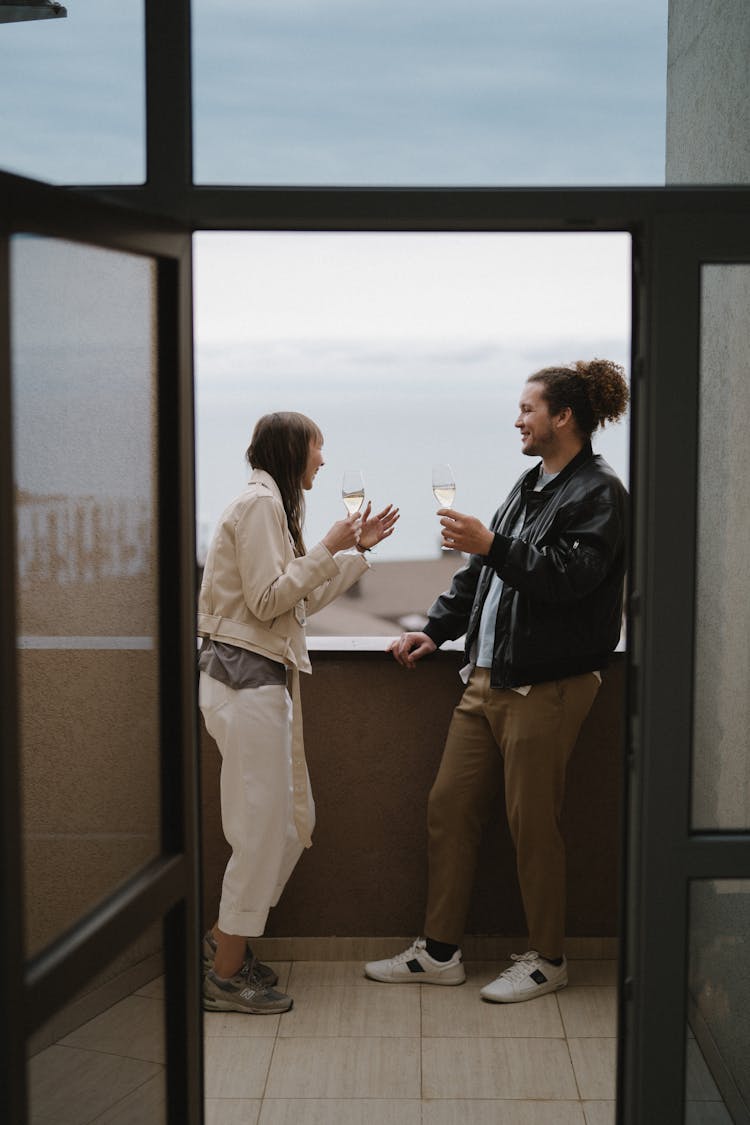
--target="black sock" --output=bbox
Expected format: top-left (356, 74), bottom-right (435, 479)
top-left (425, 937), bottom-right (459, 962)
top-left (542, 955), bottom-right (564, 966)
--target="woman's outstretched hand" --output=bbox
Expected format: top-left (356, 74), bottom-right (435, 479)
top-left (358, 502), bottom-right (400, 550)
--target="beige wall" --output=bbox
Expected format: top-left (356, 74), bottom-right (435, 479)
top-left (201, 652), bottom-right (624, 942)
top-left (20, 649), bottom-right (161, 959)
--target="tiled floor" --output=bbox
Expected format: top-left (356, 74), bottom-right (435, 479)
top-left (204, 959), bottom-right (618, 1123)
top-left (27, 959), bottom-right (734, 1124)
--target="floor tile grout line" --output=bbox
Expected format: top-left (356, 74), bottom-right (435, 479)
top-left (85, 1069), bottom-right (166, 1125)
top-left (419, 983), bottom-right (425, 1107)
top-left (257, 980), bottom-right (287, 1112)
top-left (558, 991), bottom-right (586, 1108)
top-left (47, 1039), bottom-right (165, 1067)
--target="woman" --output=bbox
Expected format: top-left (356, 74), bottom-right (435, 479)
top-left (198, 412), bottom-right (398, 1014)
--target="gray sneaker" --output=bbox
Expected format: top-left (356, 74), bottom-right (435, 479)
top-left (201, 930), bottom-right (279, 988)
top-left (202, 961), bottom-right (293, 1014)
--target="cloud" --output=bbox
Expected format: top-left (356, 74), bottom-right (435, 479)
top-left (194, 231), bottom-right (631, 348)
top-left (0, 0), bottom-right (666, 187)
top-left (193, 0), bottom-right (668, 184)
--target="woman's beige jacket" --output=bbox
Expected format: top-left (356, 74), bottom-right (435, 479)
top-left (197, 469), bottom-right (369, 673)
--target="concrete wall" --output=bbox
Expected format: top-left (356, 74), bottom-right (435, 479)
top-left (201, 652), bottom-right (624, 945)
top-left (667, 2), bottom-right (750, 1114)
top-left (666, 0), bottom-right (750, 184)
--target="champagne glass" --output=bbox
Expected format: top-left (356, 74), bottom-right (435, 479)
top-left (432, 463), bottom-right (456, 509)
top-left (342, 469), bottom-right (365, 515)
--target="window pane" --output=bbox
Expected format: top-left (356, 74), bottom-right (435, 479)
top-left (195, 231), bottom-right (631, 636)
top-left (686, 880), bottom-right (750, 1123)
top-left (193, 0), bottom-right (667, 186)
top-left (692, 266), bottom-right (750, 831)
top-left (12, 236), bottom-right (161, 956)
top-left (0, 0), bottom-right (144, 185)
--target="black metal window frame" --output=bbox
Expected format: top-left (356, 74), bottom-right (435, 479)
top-left (2, 0), bottom-right (749, 1121)
top-left (0, 172), bottom-right (202, 1125)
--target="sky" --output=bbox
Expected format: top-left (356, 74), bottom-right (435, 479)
top-left (192, 0), bottom-right (668, 184)
top-left (194, 231), bottom-right (631, 560)
top-left (1, 1), bottom-right (664, 558)
top-left (0, 0), bottom-right (668, 186)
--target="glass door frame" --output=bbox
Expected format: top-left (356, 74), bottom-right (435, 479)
top-left (621, 207), bottom-right (750, 1123)
top-left (0, 169), bottom-right (201, 1125)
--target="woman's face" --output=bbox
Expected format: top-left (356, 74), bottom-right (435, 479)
top-left (301, 437), bottom-right (325, 490)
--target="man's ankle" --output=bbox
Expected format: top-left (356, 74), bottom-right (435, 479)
top-left (425, 937), bottom-right (459, 962)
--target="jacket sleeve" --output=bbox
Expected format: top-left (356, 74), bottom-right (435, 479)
top-left (305, 550), bottom-right (370, 615)
top-left (236, 495), bottom-right (343, 621)
top-left (485, 488), bottom-right (626, 604)
top-left (423, 552), bottom-right (484, 647)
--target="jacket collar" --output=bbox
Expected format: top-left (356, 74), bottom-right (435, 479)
top-left (522, 440), bottom-right (594, 495)
top-left (248, 468), bottom-right (283, 503)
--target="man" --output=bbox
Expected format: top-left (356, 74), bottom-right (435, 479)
top-left (365, 359), bottom-right (628, 1002)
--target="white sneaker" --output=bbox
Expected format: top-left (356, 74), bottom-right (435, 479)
top-left (480, 951), bottom-right (567, 1003)
top-left (364, 938), bottom-right (466, 985)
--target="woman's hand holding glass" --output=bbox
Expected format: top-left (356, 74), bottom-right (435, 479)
top-left (321, 501), bottom-right (399, 556)
top-left (322, 512), bottom-right (363, 555)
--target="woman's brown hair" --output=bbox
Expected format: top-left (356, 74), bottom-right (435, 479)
top-left (246, 412), bottom-right (323, 556)
top-left (528, 358), bottom-right (629, 439)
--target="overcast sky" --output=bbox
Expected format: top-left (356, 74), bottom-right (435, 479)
top-left (194, 232), bottom-right (631, 559)
top-left (0, 0), bottom-right (668, 186)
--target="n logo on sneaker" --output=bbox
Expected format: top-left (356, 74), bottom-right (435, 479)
top-left (406, 959), bottom-right (426, 973)
top-left (530, 969), bottom-right (548, 985)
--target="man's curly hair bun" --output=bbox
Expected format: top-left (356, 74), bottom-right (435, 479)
top-left (529, 359), bottom-right (629, 438)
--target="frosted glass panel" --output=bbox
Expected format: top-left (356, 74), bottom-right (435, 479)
top-left (11, 236), bottom-right (161, 956)
top-left (193, 0), bottom-right (668, 186)
top-left (686, 880), bottom-right (750, 1122)
top-left (692, 266), bottom-right (750, 830)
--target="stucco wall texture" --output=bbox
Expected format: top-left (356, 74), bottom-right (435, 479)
top-left (667, 0), bottom-right (750, 1113)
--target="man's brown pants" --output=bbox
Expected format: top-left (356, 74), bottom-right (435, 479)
top-left (424, 666), bottom-right (600, 959)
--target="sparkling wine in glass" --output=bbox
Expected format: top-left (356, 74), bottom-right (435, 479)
top-left (432, 464), bottom-right (456, 509)
top-left (342, 470), bottom-right (365, 515)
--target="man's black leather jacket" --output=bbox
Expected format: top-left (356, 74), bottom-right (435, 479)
top-left (423, 443), bottom-right (628, 689)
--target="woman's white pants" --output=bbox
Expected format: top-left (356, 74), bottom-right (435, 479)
top-left (199, 671), bottom-right (315, 937)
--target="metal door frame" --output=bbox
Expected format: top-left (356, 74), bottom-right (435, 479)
top-left (0, 170), bottom-right (202, 1125)
top-left (620, 207), bottom-right (750, 1123)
